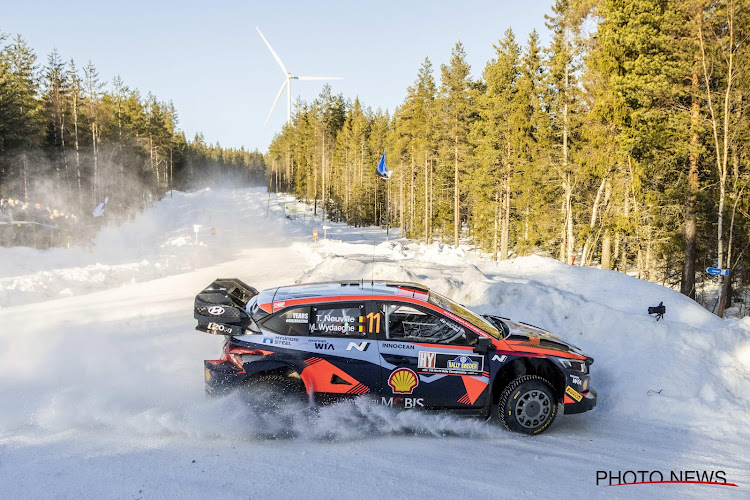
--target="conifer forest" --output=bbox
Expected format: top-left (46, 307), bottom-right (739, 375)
top-left (0, 32), bottom-right (266, 229)
top-left (1, 0), bottom-right (749, 310)
top-left (266, 0), bottom-right (750, 308)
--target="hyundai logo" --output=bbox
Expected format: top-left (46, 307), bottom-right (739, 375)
top-left (207, 306), bottom-right (225, 315)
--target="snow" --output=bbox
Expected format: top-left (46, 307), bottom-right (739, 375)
top-left (1, 187), bottom-right (748, 498)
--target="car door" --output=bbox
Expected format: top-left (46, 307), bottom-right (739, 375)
top-left (375, 301), bottom-right (490, 410)
top-left (299, 301), bottom-right (380, 397)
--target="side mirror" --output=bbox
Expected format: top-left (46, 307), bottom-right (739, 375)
top-left (473, 337), bottom-right (496, 354)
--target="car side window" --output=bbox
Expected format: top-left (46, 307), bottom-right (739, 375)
top-left (381, 303), bottom-right (475, 346)
top-left (310, 303), bottom-right (367, 337)
top-left (261, 307), bottom-right (311, 336)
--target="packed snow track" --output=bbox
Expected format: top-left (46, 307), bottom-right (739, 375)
top-left (1, 188), bottom-right (748, 498)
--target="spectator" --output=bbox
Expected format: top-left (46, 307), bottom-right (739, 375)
top-left (0, 199), bottom-right (12, 222)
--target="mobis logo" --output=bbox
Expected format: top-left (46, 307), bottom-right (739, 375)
top-left (596, 470), bottom-right (737, 488)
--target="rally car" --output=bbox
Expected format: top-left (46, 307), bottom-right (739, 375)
top-left (194, 279), bottom-right (596, 435)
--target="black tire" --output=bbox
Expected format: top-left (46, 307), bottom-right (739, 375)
top-left (243, 372), bottom-right (308, 408)
top-left (238, 373), bottom-right (309, 439)
top-left (498, 375), bottom-right (557, 435)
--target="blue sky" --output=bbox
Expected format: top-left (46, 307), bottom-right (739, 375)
top-left (6, 0), bottom-right (554, 152)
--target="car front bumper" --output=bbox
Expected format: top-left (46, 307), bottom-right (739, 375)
top-left (563, 387), bottom-right (597, 415)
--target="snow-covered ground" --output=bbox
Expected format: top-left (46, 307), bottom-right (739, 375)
top-left (1, 187), bottom-right (748, 498)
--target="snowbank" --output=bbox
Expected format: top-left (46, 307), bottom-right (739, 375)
top-left (299, 244), bottom-right (750, 435)
top-left (0, 187), bottom-right (748, 497)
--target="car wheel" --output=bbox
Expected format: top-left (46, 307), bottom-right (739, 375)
top-left (243, 373), bottom-right (308, 407)
top-left (498, 375), bottom-right (557, 435)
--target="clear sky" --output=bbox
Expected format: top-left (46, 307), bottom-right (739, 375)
top-left (5, 0), bottom-right (554, 152)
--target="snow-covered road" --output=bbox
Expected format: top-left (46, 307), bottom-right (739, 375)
top-left (1, 188), bottom-right (748, 498)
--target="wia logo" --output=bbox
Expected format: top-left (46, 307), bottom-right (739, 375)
top-left (314, 342), bottom-right (334, 350)
top-left (346, 341), bottom-right (370, 352)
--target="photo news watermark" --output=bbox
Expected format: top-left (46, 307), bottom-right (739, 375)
top-left (596, 470), bottom-right (738, 487)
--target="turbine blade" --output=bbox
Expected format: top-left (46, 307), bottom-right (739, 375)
top-left (265, 79), bottom-right (288, 126)
top-left (256, 26), bottom-right (288, 75)
top-left (297, 76), bottom-right (343, 81)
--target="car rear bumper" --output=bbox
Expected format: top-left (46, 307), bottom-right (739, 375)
top-left (563, 387), bottom-right (597, 415)
top-left (204, 360), bottom-right (246, 396)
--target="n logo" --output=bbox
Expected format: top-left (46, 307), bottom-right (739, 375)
top-left (346, 341), bottom-right (370, 352)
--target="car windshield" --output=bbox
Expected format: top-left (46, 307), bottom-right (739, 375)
top-left (428, 292), bottom-right (502, 339)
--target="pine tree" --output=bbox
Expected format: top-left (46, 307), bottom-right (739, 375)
top-left (42, 48), bottom-right (69, 189)
top-left (0, 35), bottom-right (42, 201)
top-left (438, 42), bottom-right (473, 247)
top-left (470, 29), bottom-right (521, 259)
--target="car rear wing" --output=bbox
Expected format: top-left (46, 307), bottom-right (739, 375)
top-left (194, 278), bottom-right (259, 336)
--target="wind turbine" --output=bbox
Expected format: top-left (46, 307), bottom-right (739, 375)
top-left (256, 26), bottom-right (342, 126)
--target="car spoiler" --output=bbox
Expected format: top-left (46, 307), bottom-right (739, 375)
top-left (194, 278), bottom-right (259, 336)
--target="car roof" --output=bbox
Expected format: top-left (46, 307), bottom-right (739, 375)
top-left (256, 280), bottom-right (430, 313)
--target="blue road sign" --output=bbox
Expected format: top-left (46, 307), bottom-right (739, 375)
top-left (706, 267), bottom-right (730, 276)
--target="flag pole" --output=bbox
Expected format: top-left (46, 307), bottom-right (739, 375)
top-left (376, 151), bottom-right (390, 240)
top-left (386, 179), bottom-right (390, 240)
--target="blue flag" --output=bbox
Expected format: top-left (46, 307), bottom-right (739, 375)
top-left (376, 152), bottom-right (391, 179)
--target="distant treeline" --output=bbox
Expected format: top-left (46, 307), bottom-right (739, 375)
top-left (266, 0), bottom-right (750, 305)
top-left (0, 31), bottom-right (265, 226)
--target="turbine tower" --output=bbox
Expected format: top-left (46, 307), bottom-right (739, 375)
top-left (256, 26), bottom-right (342, 126)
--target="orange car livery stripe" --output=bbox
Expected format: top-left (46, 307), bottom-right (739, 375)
top-left (504, 341), bottom-right (587, 360)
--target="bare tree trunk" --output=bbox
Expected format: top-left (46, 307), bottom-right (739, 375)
top-left (424, 157), bottom-right (429, 244)
top-left (320, 140), bottom-right (325, 218)
top-left (726, 86), bottom-right (743, 275)
top-left (454, 137), bottom-right (460, 247)
top-left (566, 179), bottom-right (574, 264)
top-left (524, 205), bottom-right (529, 244)
top-left (698, 9), bottom-right (736, 289)
top-left (620, 185), bottom-right (629, 273)
top-left (400, 169), bottom-right (405, 234)
top-left (73, 92), bottom-right (82, 211)
top-left (559, 195), bottom-right (567, 262)
top-left (22, 153), bottom-right (29, 203)
top-left (429, 158), bottom-right (433, 243)
top-left (601, 180), bottom-right (612, 269)
top-left (645, 228), bottom-right (652, 281)
top-left (501, 171), bottom-right (510, 260)
top-left (601, 230), bottom-right (612, 270)
top-left (493, 190), bottom-right (499, 261)
top-left (410, 156), bottom-right (415, 238)
top-left (718, 175), bottom-right (726, 271)
top-left (359, 141), bottom-right (364, 186)
top-left (92, 122), bottom-right (99, 200)
top-left (682, 64), bottom-right (700, 298)
top-left (562, 23), bottom-right (573, 265)
top-left (169, 146), bottom-right (173, 197)
top-left (344, 147), bottom-right (352, 223)
top-left (60, 107), bottom-right (69, 191)
top-left (582, 177), bottom-right (606, 266)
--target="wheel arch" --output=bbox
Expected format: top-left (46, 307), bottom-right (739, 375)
top-left (492, 357), bottom-right (565, 403)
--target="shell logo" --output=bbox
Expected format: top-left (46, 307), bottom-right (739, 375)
top-left (388, 368), bottom-right (419, 394)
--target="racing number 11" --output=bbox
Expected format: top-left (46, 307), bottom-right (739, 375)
top-left (365, 312), bottom-right (381, 333)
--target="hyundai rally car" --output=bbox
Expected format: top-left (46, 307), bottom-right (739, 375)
top-left (194, 279), bottom-right (596, 435)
